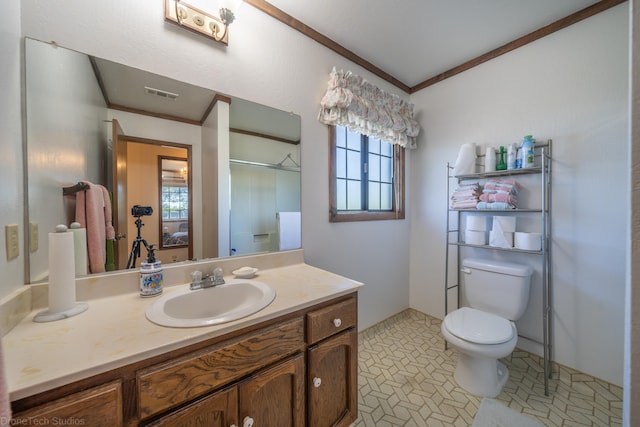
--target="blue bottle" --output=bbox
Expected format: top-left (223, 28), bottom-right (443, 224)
top-left (521, 135), bottom-right (535, 168)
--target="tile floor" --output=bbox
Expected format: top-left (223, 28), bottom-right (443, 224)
top-left (354, 309), bottom-right (623, 427)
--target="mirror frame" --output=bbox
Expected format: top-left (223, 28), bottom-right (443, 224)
top-left (158, 156), bottom-right (191, 250)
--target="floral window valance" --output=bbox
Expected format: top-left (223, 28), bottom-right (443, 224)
top-left (318, 67), bottom-right (420, 149)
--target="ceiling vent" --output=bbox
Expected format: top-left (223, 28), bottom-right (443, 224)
top-left (144, 86), bottom-right (179, 100)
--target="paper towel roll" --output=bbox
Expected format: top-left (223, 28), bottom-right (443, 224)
top-left (514, 232), bottom-right (542, 251)
top-left (452, 143), bottom-right (477, 176)
top-left (466, 215), bottom-right (486, 231)
top-left (48, 228), bottom-right (76, 314)
top-left (69, 222), bottom-right (87, 277)
top-left (489, 230), bottom-right (514, 248)
top-left (492, 216), bottom-right (516, 233)
top-left (465, 230), bottom-right (486, 245)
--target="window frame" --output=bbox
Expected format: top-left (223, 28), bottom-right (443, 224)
top-left (328, 125), bottom-right (405, 222)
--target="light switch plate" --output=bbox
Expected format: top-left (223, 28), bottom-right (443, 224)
top-left (29, 222), bottom-right (38, 252)
top-left (5, 224), bottom-right (19, 260)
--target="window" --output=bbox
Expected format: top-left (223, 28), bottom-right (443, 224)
top-left (329, 125), bottom-right (405, 222)
top-left (161, 185), bottom-right (189, 220)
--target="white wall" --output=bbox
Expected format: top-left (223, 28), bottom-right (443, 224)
top-left (26, 39), bottom-right (107, 281)
top-left (625, 0), bottom-right (639, 422)
top-left (0, 0), bottom-right (24, 295)
top-left (409, 4), bottom-right (629, 387)
top-left (16, 0), bottom-right (412, 329)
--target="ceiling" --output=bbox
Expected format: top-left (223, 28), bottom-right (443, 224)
top-left (92, 0), bottom-right (622, 123)
top-left (93, 56), bottom-right (300, 141)
top-left (253, 0), bottom-right (620, 92)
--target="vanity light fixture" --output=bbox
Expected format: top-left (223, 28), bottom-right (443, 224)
top-left (164, 0), bottom-right (240, 45)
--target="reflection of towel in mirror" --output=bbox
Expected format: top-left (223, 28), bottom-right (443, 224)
top-left (278, 212), bottom-right (301, 251)
top-left (75, 181), bottom-right (115, 274)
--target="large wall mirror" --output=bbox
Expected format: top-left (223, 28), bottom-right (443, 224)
top-left (24, 37), bottom-right (301, 283)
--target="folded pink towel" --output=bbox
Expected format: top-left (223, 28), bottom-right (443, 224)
top-left (479, 193), bottom-right (518, 206)
top-left (451, 189), bottom-right (480, 200)
top-left (450, 199), bottom-right (480, 209)
top-left (75, 181), bottom-right (114, 274)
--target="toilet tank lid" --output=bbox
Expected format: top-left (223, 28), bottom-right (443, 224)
top-left (463, 258), bottom-right (532, 277)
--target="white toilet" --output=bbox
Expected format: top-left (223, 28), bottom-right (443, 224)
top-left (441, 258), bottom-right (532, 397)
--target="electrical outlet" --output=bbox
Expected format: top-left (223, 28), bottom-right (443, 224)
top-left (5, 224), bottom-right (19, 260)
top-left (29, 222), bottom-right (39, 252)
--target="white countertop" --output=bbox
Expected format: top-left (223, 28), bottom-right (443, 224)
top-left (3, 261), bottom-right (362, 401)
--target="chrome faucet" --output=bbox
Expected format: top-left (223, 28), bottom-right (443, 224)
top-left (190, 267), bottom-right (225, 290)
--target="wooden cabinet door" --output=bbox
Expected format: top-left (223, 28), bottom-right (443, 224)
top-left (238, 353), bottom-right (305, 427)
top-left (308, 329), bottom-right (358, 427)
top-left (146, 385), bottom-right (238, 427)
top-left (12, 381), bottom-right (122, 427)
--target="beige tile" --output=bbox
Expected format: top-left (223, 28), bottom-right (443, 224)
top-left (354, 309), bottom-right (623, 427)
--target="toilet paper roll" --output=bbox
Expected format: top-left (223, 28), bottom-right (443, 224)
top-left (69, 222), bottom-right (87, 277)
top-left (48, 228), bottom-right (77, 314)
top-left (465, 230), bottom-right (487, 245)
top-left (466, 215), bottom-right (486, 231)
top-left (514, 232), bottom-right (542, 251)
top-left (489, 230), bottom-right (514, 248)
top-left (492, 216), bottom-right (516, 233)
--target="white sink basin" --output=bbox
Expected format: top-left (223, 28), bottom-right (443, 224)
top-left (146, 279), bottom-right (276, 328)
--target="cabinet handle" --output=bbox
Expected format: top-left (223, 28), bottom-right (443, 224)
top-left (313, 377), bottom-right (322, 388)
top-left (243, 416), bottom-right (254, 427)
top-left (333, 318), bottom-right (342, 327)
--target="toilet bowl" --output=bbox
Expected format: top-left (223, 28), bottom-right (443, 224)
top-left (441, 307), bottom-right (517, 397)
top-left (441, 258), bottom-right (532, 397)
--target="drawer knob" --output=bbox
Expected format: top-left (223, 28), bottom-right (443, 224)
top-left (243, 416), bottom-right (254, 427)
top-left (313, 377), bottom-right (322, 388)
top-left (333, 318), bottom-right (342, 327)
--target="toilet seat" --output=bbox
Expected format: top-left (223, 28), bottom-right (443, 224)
top-left (444, 307), bottom-right (514, 344)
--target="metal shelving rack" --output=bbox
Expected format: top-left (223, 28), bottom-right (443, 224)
top-left (444, 140), bottom-right (552, 395)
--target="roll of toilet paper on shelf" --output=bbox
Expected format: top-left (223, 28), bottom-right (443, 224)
top-left (465, 230), bottom-right (487, 245)
top-left (514, 232), bottom-right (542, 251)
top-left (489, 230), bottom-right (514, 248)
top-left (466, 215), bottom-right (486, 231)
top-left (69, 222), bottom-right (87, 277)
top-left (492, 216), bottom-right (516, 233)
top-left (48, 226), bottom-right (77, 314)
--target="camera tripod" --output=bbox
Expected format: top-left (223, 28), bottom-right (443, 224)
top-left (126, 216), bottom-right (151, 269)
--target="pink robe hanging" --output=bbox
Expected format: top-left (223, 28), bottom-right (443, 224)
top-left (75, 181), bottom-right (115, 274)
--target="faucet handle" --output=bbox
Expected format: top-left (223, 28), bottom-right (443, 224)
top-left (213, 267), bottom-right (224, 281)
top-left (190, 270), bottom-right (203, 283)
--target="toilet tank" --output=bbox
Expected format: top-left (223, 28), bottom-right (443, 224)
top-left (462, 258), bottom-right (533, 321)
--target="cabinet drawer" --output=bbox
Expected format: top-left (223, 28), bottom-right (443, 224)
top-left (307, 297), bottom-right (356, 344)
top-left (13, 381), bottom-right (122, 427)
top-left (137, 317), bottom-right (304, 419)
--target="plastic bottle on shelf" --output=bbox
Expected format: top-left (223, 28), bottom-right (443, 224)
top-left (507, 143), bottom-right (517, 170)
top-left (521, 135), bottom-right (535, 168)
top-left (484, 146), bottom-right (496, 172)
top-left (496, 146), bottom-right (507, 170)
top-left (515, 147), bottom-right (523, 169)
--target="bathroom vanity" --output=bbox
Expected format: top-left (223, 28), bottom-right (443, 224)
top-left (4, 250), bottom-right (361, 427)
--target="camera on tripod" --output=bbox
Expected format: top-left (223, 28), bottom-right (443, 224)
top-left (127, 205), bottom-right (154, 268)
top-left (131, 205), bottom-right (153, 217)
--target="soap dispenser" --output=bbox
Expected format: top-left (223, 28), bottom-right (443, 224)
top-left (140, 245), bottom-right (163, 297)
